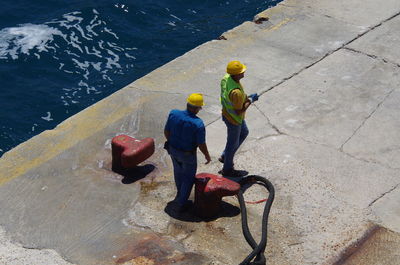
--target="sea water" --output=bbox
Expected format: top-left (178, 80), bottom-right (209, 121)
top-left (0, 0), bottom-right (280, 157)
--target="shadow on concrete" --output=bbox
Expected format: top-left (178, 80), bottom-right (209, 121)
top-left (164, 200), bottom-right (240, 222)
top-left (113, 164), bottom-right (156, 184)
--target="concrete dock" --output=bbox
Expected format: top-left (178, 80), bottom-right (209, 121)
top-left (1, 0), bottom-right (400, 264)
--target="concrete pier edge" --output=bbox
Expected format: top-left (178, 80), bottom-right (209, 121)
top-left (1, 0), bottom-right (400, 264)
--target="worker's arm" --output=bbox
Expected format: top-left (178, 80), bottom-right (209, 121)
top-left (237, 99), bottom-right (251, 114)
top-left (164, 130), bottom-right (170, 140)
top-left (198, 143), bottom-right (211, 164)
top-left (231, 89), bottom-right (251, 115)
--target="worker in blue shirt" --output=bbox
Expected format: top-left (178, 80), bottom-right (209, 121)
top-left (164, 93), bottom-right (211, 212)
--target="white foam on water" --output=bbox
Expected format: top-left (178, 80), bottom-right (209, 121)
top-left (41, 112), bottom-right (54, 121)
top-left (86, 20), bottom-right (101, 37)
top-left (31, 123), bottom-right (38, 132)
top-left (104, 27), bottom-right (118, 39)
top-left (167, 21), bottom-right (176, 27)
top-left (1, 9), bottom-right (137, 109)
top-left (92, 61), bottom-right (102, 71)
top-left (102, 74), bottom-right (112, 81)
top-left (78, 80), bottom-right (97, 94)
top-left (107, 41), bottom-right (123, 52)
top-left (84, 45), bottom-right (101, 58)
top-left (90, 46), bottom-right (102, 57)
top-left (114, 4), bottom-right (129, 12)
top-left (65, 50), bottom-right (80, 58)
top-left (0, 24), bottom-right (62, 60)
top-left (72, 58), bottom-right (90, 70)
top-left (170, 14), bottom-right (182, 21)
top-left (63, 13), bottom-right (83, 25)
top-left (125, 53), bottom-right (136, 59)
top-left (105, 49), bottom-right (121, 69)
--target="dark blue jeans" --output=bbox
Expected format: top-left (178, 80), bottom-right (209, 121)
top-left (168, 146), bottom-right (197, 206)
top-left (221, 116), bottom-right (249, 172)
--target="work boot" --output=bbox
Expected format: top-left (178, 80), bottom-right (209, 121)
top-left (178, 200), bottom-right (193, 213)
top-left (218, 168), bottom-right (247, 178)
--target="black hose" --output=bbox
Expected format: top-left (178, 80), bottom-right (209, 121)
top-left (237, 175), bottom-right (275, 265)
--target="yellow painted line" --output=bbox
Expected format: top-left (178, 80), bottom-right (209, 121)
top-left (0, 93), bottom-right (154, 186)
top-left (264, 18), bottom-right (293, 32)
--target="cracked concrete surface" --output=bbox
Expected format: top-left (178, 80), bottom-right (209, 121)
top-left (347, 12), bottom-right (400, 66)
top-left (340, 87), bottom-right (397, 152)
top-left (256, 48), bottom-right (399, 150)
top-left (370, 186), bottom-right (400, 233)
top-left (1, 0), bottom-right (400, 264)
top-left (368, 184), bottom-right (400, 208)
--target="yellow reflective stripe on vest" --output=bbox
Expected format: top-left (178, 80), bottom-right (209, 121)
top-left (220, 74), bottom-right (245, 124)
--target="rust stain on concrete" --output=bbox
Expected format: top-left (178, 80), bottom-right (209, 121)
top-left (119, 256), bottom-right (154, 265)
top-left (115, 234), bottom-right (204, 265)
top-left (139, 181), bottom-right (161, 194)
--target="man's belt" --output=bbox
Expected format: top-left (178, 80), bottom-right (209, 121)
top-left (178, 148), bottom-right (196, 155)
top-left (165, 142), bottom-right (196, 155)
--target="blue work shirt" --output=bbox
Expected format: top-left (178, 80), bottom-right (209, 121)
top-left (164, 109), bottom-right (206, 151)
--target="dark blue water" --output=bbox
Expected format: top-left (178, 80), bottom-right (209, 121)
top-left (0, 0), bottom-right (280, 156)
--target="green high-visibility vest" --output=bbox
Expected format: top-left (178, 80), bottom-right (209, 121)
top-left (220, 74), bottom-right (246, 124)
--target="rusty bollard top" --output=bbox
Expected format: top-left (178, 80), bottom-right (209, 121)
top-left (111, 134), bottom-right (155, 170)
top-left (195, 173), bottom-right (240, 197)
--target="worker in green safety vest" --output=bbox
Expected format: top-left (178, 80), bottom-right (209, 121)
top-left (219, 60), bottom-right (258, 177)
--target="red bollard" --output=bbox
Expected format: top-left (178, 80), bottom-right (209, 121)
top-left (194, 173), bottom-right (241, 218)
top-left (111, 134), bottom-right (155, 172)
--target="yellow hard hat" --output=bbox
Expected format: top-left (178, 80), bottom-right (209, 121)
top-left (226, 60), bottom-right (246, 75)
top-left (187, 93), bottom-right (205, 107)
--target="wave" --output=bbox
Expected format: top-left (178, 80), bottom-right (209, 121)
top-left (0, 24), bottom-right (61, 60)
top-left (0, 9), bottom-right (136, 105)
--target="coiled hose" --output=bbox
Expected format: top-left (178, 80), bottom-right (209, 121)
top-left (237, 175), bottom-right (275, 265)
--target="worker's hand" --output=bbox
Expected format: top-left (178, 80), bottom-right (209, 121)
top-left (248, 93), bottom-right (259, 103)
top-left (204, 154), bottom-right (211, 164)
